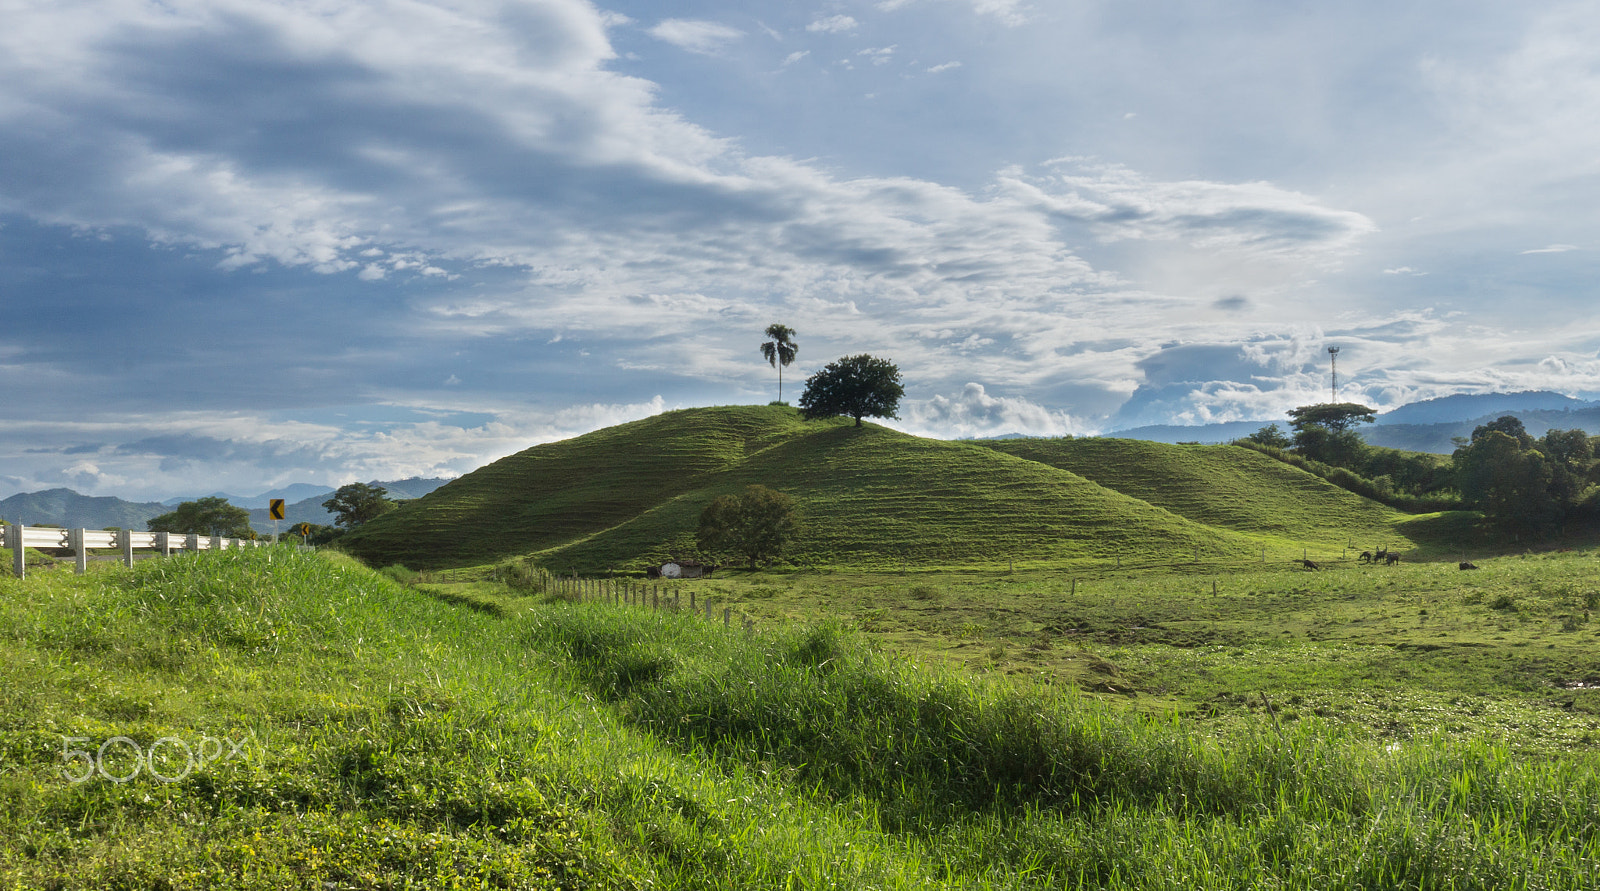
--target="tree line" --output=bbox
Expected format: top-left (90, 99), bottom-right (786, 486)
top-left (1242, 404), bottom-right (1598, 533)
top-left (147, 483), bottom-right (399, 542)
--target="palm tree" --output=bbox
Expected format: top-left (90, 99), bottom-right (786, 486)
top-left (759, 324), bottom-right (798, 404)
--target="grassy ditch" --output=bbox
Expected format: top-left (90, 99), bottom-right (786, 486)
top-left (2, 546), bottom-right (1597, 888)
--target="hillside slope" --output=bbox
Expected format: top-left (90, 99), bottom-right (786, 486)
top-left (978, 438), bottom-right (1407, 549)
top-left (343, 406), bottom-right (1418, 572)
top-left (533, 422), bottom-right (1263, 571)
top-left (341, 406), bottom-right (825, 568)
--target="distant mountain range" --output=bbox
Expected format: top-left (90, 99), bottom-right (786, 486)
top-left (0, 478), bottom-right (451, 533)
top-left (1109, 390), bottom-right (1600, 454)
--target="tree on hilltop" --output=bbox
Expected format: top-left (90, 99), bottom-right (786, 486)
top-left (323, 483), bottom-right (396, 528)
top-left (760, 323), bottom-right (799, 405)
top-left (1287, 402), bottom-right (1375, 466)
top-left (798, 354), bottom-right (904, 427)
top-left (147, 497), bottom-right (254, 538)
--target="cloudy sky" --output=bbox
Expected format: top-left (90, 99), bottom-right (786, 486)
top-left (4, 0), bottom-right (1600, 500)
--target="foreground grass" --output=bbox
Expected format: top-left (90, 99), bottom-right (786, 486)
top-left (2, 547), bottom-right (1598, 888)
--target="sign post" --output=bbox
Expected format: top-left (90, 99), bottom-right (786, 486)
top-left (268, 499), bottom-right (285, 542)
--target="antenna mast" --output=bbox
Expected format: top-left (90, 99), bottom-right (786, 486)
top-left (1328, 346), bottom-right (1340, 402)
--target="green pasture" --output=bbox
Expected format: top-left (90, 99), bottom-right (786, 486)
top-left (3, 544), bottom-right (1598, 888)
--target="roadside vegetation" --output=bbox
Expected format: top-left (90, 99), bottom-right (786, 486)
top-left (4, 545), bottom-right (1599, 888)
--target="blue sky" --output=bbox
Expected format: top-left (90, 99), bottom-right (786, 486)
top-left (3, 0), bottom-right (1599, 500)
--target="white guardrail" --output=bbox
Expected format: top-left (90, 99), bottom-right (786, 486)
top-left (2, 524), bottom-right (264, 579)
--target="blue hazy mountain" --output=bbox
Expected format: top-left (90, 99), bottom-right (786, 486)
top-left (8, 478), bottom-right (451, 533)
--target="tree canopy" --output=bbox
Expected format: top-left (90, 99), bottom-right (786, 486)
top-left (147, 496), bottom-right (254, 538)
top-left (1286, 402), bottom-right (1377, 434)
top-left (1287, 402), bottom-right (1375, 467)
top-left (1452, 418), bottom-right (1598, 531)
top-left (759, 323), bottom-right (798, 405)
top-left (1242, 423), bottom-right (1291, 449)
top-left (798, 354), bottom-right (904, 427)
top-left (1453, 430), bottom-right (1557, 531)
top-left (323, 483), bottom-right (396, 529)
top-left (695, 484), bottom-right (798, 569)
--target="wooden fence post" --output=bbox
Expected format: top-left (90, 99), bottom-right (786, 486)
top-left (723, 607), bottom-right (731, 628)
top-left (9, 524), bottom-right (23, 580)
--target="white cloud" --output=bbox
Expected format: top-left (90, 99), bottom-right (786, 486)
top-left (781, 50), bottom-right (810, 67)
top-left (807, 15), bottom-right (858, 34)
top-left (1521, 244), bottom-right (1580, 254)
top-left (0, 396), bottom-right (672, 501)
top-left (900, 383), bottom-right (1085, 439)
top-left (7, 0), bottom-right (1592, 495)
top-left (649, 18), bottom-right (745, 55)
top-left (858, 46), bottom-right (897, 65)
top-left (877, 0), bottom-right (1028, 26)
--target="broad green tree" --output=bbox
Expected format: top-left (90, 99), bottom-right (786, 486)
top-left (1242, 423), bottom-right (1291, 449)
top-left (759, 323), bottom-right (799, 404)
top-left (798, 354), bottom-right (904, 427)
top-left (696, 484), bottom-right (798, 569)
top-left (1453, 430), bottom-right (1558, 530)
top-left (322, 483), bottom-right (396, 529)
top-left (1287, 402), bottom-right (1375, 467)
top-left (1471, 415), bottom-right (1534, 448)
top-left (147, 496), bottom-right (255, 538)
top-left (1540, 428), bottom-right (1593, 507)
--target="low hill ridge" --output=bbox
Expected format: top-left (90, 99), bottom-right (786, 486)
top-left (342, 405), bottom-right (1421, 571)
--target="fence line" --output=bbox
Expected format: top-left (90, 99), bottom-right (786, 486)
top-left (3, 524), bottom-right (265, 579)
top-left (531, 569), bottom-right (758, 633)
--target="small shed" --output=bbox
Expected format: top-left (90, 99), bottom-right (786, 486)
top-left (646, 559), bottom-right (715, 579)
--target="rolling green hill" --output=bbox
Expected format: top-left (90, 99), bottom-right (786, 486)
top-left (341, 406), bottom-right (1423, 572)
top-left (977, 437), bottom-right (1405, 549)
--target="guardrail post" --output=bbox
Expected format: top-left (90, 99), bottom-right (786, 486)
top-left (9, 524), bottom-right (22, 580)
top-left (185, 533), bottom-right (199, 553)
top-left (121, 529), bottom-right (134, 568)
top-left (73, 528), bottom-right (88, 575)
top-left (211, 534), bottom-right (223, 551)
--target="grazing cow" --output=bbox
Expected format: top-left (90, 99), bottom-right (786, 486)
top-left (1459, 561), bottom-right (1479, 570)
top-left (1385, 552), bottom-right (1401, 566)
top-left (1358, 551), bottom-right (1374, 564)
top-left (1300, 558), bottom-right (1320, 571)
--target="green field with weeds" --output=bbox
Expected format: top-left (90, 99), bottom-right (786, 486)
top-left (4, 545), bottom-right (1598, 888)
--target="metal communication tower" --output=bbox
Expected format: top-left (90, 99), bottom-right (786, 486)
top-left (1328, 346), bottom-right (1340, 402)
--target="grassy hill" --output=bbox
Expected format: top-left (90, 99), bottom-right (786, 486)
top-left (342, 406), bottom-right (1425, 572)
top-left (977, 437), bottom-right (1405, 550)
